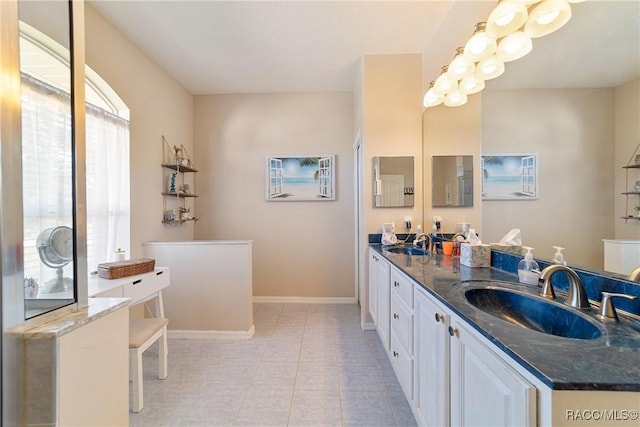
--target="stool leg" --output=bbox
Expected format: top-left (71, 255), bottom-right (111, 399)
top-left (159, 326), bottom-right (168, 380)
top-left (131, 349), bottom-right (144, 412)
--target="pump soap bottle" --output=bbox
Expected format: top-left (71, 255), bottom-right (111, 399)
top-left (552, 246), bottom-right (567, 266)
top-left (518, 246), bottom-right (540, 286)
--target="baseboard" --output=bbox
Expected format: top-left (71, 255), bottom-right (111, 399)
top-left (252, 296), bottom-right (358, 304)
top-left (168, 324), bottom-right (255, 340)
top-left (361, 321), bottom-right (376, 331)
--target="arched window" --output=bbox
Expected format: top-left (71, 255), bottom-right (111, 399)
top-left (20, 22), bottom-right (130, 285)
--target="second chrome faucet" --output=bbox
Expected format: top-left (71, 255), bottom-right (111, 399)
top-left (537, 264), bottom-right (591, 309)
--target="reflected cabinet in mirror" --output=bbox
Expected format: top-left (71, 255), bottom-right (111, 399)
top-left (373, 156), bottom-right (414, 207)
top-left (432, 155), bottom-right (473, 207)
top-left (19, 0), bottom-right (76, 319)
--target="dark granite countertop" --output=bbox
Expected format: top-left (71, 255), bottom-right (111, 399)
top-left (371, 244), bottom-right (640, 392)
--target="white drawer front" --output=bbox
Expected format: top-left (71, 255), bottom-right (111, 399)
top-left (390, 332), bottom-right (413, 400)
top-left (391, 296), bottom-right (413, 354)
top-left (92, 287), bottom-right (124, 298)
top-left (391, 269), bottom-right (413, 308)
top-left (123, 270), bottom-right (169, 305)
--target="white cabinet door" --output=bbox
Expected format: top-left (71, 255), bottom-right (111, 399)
top-left (376, 257), bottom-right (391, 351)
top-left (414, 288), bottom-right (450, 427)
top-left (368, 249), bottom-right (378, 325)
top-left (450, 317), bottom-right (536, 427)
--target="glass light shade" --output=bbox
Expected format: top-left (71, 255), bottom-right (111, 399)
top-left (476, 55), bottom-right (505, 80)
top-left (496, 31), bottom-right (532, 62)
top-left (444, 87), bottom-right (468, 107)
top-left (423, 87), bottom-right (445, 108)
top-left (447, 47), bottom-right (475, 80)
top-left (524, 0), bottom-right (572, 38)
top-left (433, 67), bottom-right (456, 95)
top-left (459, 74), bottom-right (485, 95)
top-left (486, 0), bottom-right (528, 39)
top-left (464, 23), bottom-right (497, 62)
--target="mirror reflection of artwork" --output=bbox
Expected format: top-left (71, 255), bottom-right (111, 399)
top-left (481, 154), bottom-right (538, 200)
top-left (432, 155), bottom-right (473, 207)
top-left (266, 155), bottom-right (335, 201)
top-left (373, 156), bottom-right (414, 207)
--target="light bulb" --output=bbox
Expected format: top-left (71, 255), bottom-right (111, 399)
top-left (496, 31), bottom-right (532, 62)
top-left (459, 74), bottom-right (485, 95)
top-left (444, 87), bottom-right (468, 107)
top-left (423, 82), bottom-right (445, 108)
top-left (464, 23), bottom-right (497, 62)
top-left (476, 56), bottom-right (505, 80)
top-left (486, 0), bottom-right (528, 39)
top-left (447, 47), bottom-right (475, 80)
top-left (525, 0), bottom-right (572, 38)
top-left (433, 66), bottom-right (456, 95)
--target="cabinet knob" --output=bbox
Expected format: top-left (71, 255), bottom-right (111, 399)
top-left (394, 281), bottom-right (400, 287)
top-left (448, 326), bottom-right (459, 337)
top-left (393, 313), bottom-right (399, 320)
top-left (393, 350), bottom-right (399, 358)
top-left (434, 313), bottom-right (442, 323)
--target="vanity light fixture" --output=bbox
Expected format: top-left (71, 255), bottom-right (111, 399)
top-left (423, 81), bottom-right (445, 108)
top-left (525, 0), bottom-right (572, 38)
top-left (496, 31), bottom-right (533, 62)
top-left (433, 66), bottom-right (456, 95)
top-left (422, 0), bottom-right (582, 109)
top-left (463, 22), bottom-right (497, 62)
top-left (447, 47), bottom-right (475, 80)
top-left (486, 0), bottom-right (529, 38)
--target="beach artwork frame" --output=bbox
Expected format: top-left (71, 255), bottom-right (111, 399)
top-left (481, 153), bottom-right (538, 200)
top-left (265, 155), bottom-right (335, 201)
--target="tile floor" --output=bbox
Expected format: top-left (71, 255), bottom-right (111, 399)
top-left (130, 303), bottom-right (417, 427)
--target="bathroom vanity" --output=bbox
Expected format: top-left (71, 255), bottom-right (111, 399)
top-left (369, 245), bottom-right (640, 427)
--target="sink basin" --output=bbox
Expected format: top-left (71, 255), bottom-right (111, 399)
top-left (463, 286), bottom-right (604, 340)
top-left (384, 246), bottom-right (428, 256)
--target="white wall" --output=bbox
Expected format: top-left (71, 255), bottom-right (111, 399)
top-left (482, 88), bottom-right (615, 268)
top-left (614, 78), bottom-right (640, 239)
top-left (193, 93), bottom-right (355, 298)
top-left (85, 4), bottom-right (195, 258)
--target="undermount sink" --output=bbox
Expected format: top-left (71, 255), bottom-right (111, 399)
top-left (384, 246), bottom-right (428, 256)
top-left (463, 285), bottom-right (604, 340)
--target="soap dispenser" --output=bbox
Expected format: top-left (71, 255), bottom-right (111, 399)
top-left (518, 246), bottom-right (540, 286)
top-left (552, 246), bottom-right (567, 266)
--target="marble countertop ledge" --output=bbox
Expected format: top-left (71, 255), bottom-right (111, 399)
top-left (371, 244), bottom-right (640, 392)
top-left (23, 298), bottom-right (130, 340)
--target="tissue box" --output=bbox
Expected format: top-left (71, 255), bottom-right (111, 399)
top-left (461, 243), bottom-right (491, 268)
top-left (490, 244), bottom-right (523, 256)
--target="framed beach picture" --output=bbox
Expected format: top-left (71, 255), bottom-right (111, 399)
top-left (481, 154), bottom-right (538, 200)
top-left (265, 155), bottom-right (335, 201)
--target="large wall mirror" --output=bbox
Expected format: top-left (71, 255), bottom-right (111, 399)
top-left (19, 0), bottom-right (77, 318)
top-left (373, 156), bottom-right (414, 207)
top-left (432, 155), bottom-right (473, 207)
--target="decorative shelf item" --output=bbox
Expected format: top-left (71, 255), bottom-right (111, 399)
top-left (161, 136), bottom-right (198, 225)
top-left (622, 143), bottom-right (640, 223)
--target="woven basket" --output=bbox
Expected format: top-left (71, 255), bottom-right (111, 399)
top-left (98, 258), bottom-right (156, 280)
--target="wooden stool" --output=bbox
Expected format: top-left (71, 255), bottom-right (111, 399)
top-left (129, 318), bottom-right (169, 412)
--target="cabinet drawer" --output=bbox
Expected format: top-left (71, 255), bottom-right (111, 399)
top-left (123, 270), bottom-right (169, 305)
top-left (391, 268), bottom-right (414, 308)
top-left (391, 296), bottom-right (413, 354)
top-left (390, 332), bottom-right (413, 400)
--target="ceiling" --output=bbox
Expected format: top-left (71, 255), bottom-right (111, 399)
top-left (89, 0), bottom-right (639, 95)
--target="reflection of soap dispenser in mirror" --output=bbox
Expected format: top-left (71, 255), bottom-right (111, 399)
top-left (518, 246), bottom-right (540, 286)
top-left (381, 223), bottom-right (398, 245)
top-left (552, 246), bottom-right (567, 266)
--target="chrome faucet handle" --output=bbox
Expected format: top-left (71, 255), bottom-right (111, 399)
top-left (598, 292), bottom-right (638, 321)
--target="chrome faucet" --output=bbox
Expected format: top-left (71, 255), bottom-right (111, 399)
top-left (414, 233), bottom-right (431, 251)
top-left (627, 267), bottom-right (640, 283)
top-left (538, 264), bottom-right (591, 309)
